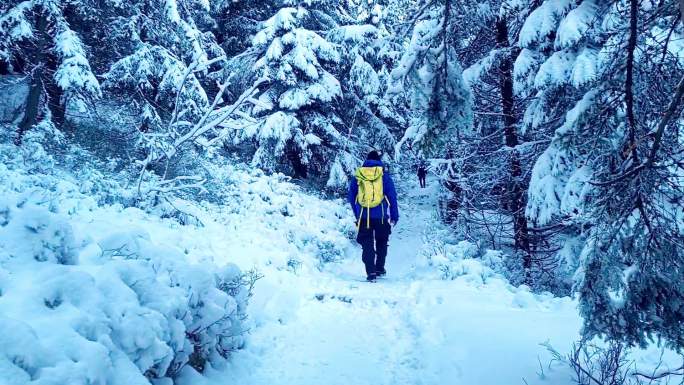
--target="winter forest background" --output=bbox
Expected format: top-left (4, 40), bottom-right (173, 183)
top-left (1, 0), bottom-right (684, 384)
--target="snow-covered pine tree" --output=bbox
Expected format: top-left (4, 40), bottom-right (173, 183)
top-left (238, 1), bottom-right (348, 185)
top-left (211, 0), bottom-right (276, 57)
top-left (0, 0), bottom-right (101, 143)
top-left (105, 45), bottom-right (211, 165)
top-left (385, 0), bottom-right (472, 266)
top-left (326, 4), bottom-right (406, 188)
top-left (523, 0), bottom-right (684, 349)
top-left (386, 0), bottom-right (473, 160)
top-left (98, 0), bottom-right (230, 176)
top-left (344, 0), bottom-right (384, 26)
top-left (448, 0), bottom-right (551, 288)
top-left (102, 0), bottom-right (226, 120)
top-left (516, 0), bottom-right (599, 294)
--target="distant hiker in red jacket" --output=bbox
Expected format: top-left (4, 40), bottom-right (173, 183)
top-left (348, 151), bottom-right (400, 282)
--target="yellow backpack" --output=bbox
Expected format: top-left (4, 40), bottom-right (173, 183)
top-left (355, 166), bottom-right (388, 229)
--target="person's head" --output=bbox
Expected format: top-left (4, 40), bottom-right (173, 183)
top-left (366, 150), bottom-right (382, 161)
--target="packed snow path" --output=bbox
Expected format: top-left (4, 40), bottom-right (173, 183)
top-left (206, 182), bottom-right (582, 385)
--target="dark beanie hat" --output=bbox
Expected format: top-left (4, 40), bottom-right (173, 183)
top-left (366, 150), bottom-right (381, 161)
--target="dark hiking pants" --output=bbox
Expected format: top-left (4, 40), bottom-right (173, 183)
top-left (356, 218), bottom-right (391, 276)
top-left (419, 175), bottom-right (426, 188)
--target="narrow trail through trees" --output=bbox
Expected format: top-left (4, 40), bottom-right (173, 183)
top-left (212, 181), bottom-right (581, 385)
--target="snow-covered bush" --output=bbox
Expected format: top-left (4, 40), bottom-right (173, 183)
top-left (542, 339), bottom-right (684, 385)
top-left (0, 128), bottom-right (360, 381)
top-left (0, 127), bottom-right (136, 208)
top-left (0, 203), bottom-right (78, 265)
top-left (423, 236), bottom-right (504, 285)
top-left (193, 158), bottom-right (357, 270)
top-left (315, 240), bottom-right (345, 264)
top-left (0, 168), bottom-right (254, 384)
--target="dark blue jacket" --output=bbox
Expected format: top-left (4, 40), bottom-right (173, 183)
top-left (347, 160), bottom-right (399, 223)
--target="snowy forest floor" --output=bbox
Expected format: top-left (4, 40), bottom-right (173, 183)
top-left (1, 143), bottom-right (678, 385)
top-left (196, 181), bottom-right (588, 385)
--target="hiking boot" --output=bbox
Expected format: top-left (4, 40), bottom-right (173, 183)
top-left (366, 273), bottom-right (377, 282)
top-left (376, 269), bottom-right (386, 277)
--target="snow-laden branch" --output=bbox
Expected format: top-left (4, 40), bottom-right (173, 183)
top-left (147, 175), bottom-right (207, 195)
top-left (136, 58), bottom-right (266, 197)
top-left (168, 76), bottom-right (266, 157)
top-left (592, 73), bottom-right (684, 187)
top-left (169, 55), bottom-right (227, 128)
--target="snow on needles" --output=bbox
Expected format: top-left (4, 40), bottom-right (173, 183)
top-left (54, 28), bottom-right (101, 98)
top-left (555, 0), bottom-right (598, 49)
top-left (526, 90), bottom-right (598, 226)
top-left (518, 0), bottom-right (573, 49)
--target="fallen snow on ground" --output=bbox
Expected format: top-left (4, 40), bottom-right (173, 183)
top-left (195, 182), bottom-right (586, 385)
top-left (200, 181), bottom-right (680, 385)
top-left (0, 141), bottom-right (678, 385)
top-left (0, 142), bottom-right (356, 385)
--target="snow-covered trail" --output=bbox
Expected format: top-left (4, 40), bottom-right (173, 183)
top-left (204, 180), bottom-right (582, 385)
top-left (331, 180), bottom-right (436, 282)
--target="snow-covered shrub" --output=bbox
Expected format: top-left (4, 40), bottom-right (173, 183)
top-left (186, 158), bottom-right (357, 270)
top-left (0, 134), bottom-right (134, 211)
top-left (6, 122), bottom-right (61, 173)
top-left (0, 203), bottom-right (78, 265)
top-left (0, 316), bottom-right (51, 385)
top-left (423, 237), bottom-right (504, 284)
top-left (0, 190), bottom-right (253, 384)
top-left (0, 112), bottom-right (362, 382)
top-left (315, 240), bottom-right (344, 264)
top-left (95, 228), bottom-right (253, 376)
top-left (542, 340), bottom-right (682, 385)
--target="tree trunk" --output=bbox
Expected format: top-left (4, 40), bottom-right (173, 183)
top-left (14, 7), bottom-right (50, 145)
top-left (441, 0), bottom-right (463, 223)
top-left (15, 8), bottom-right (49, 145)
top-left (444, 179), bottom-right (462, 224)
top-left (625, 0), bottom-right (639, 165)
top-left (286, 145), bottom-right (308, 179)
top-left (496, 17), bottom-right (532, 282)
top-left (44, 59), bottom-right (66, 128)
top-left (0, 60), bottom-right (9, 75)
top-left (15, 67), bottom-right (44, 145)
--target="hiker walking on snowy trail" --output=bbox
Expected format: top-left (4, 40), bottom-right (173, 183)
top-left (348, 150), bottom-right (399, 282)
top-left (417, 164), bottom-right (427, 188)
